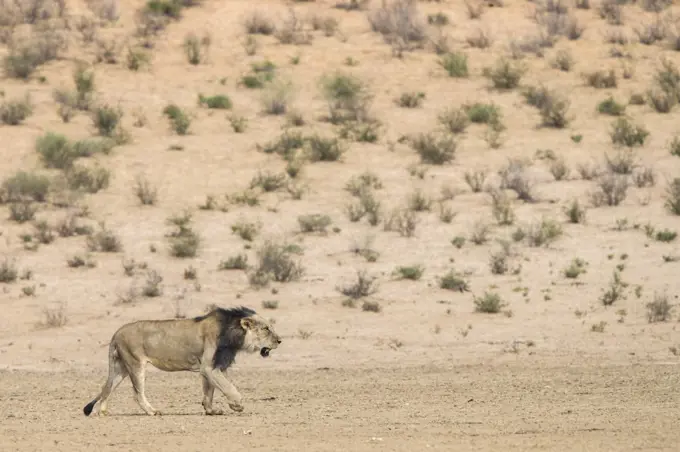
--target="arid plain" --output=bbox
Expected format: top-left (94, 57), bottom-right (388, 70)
top-left (1, 0), bottom-right (680, 450)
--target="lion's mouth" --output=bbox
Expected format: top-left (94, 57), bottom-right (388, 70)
top-left (260, 347), bottom-right (271, 358)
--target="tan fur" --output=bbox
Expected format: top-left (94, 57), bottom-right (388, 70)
top-left (84, 309), bottom-right (281, 416)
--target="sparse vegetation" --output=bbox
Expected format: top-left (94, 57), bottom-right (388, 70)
top-left (2, 0), bottom-right (680, 397)
top-left (249, 240), bottom-right (304, 287)
top-left (439, 270), bottom-right (470, 292)
top-left (473, 292), bottom-right (505, 314)
top-left (647, 292), bottom-right (672, 323)
top-left (166, 211), bottom-right (200, 258)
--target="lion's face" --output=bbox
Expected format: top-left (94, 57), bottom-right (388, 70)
top-left (241, 315), bottom-right (281, 358)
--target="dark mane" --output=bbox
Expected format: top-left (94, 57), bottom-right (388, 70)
top-left (194, 306), bottom-right (257, 370)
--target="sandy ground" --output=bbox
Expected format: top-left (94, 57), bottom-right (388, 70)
top-left (2, 362), bottom-right (680, 452)
top-left (2, 0), bottom-right (680, 450)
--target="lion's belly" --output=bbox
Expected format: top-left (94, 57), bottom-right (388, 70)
top-left (141, 325), bottom-right (204, 372)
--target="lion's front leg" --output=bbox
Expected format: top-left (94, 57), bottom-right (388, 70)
top-left (201, 375), bottom-right (224, 415)
top-left (201, 367), bottom-right (244, 413)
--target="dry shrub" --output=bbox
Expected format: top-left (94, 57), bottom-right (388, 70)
top-left (367, 0), bottom-right (426, 57)
top-left (498, 159), bottom-right (534, 202)
top-left (244, 10), bottom-right (276, 35)
top-left (276, 8), bottom-right (312, 45)
top-left (249, 240), bottom-right (304, 287)
top-left (590, 172), bottom-right (629, 207)
top-left (3, 29), bottom-right (68, 79)
top-left (86, 0), bottom-right (120, 22)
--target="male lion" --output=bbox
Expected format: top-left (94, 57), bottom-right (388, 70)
top-left (82, 306), bottom-right (281, 416)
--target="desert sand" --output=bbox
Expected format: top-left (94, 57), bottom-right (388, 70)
top-left (1, 0), bottom-right (680, 450)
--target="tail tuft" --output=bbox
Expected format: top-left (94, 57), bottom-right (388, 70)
top-left (83, 399), bottom-right (97, 416)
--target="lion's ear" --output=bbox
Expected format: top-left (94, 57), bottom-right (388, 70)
top-left (240, 318), bottom-right (254, 331)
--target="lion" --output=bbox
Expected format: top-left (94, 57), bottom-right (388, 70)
top-left (82, 306), bottom-right (281, 416)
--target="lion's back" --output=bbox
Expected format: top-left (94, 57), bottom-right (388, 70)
top-left (112, 318), bottom-right (209, 368)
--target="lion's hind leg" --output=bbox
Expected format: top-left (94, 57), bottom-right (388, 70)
top-left (84, 342), bottom-right (128, 417)
top-left (97, 356), bottom-right (128, 416)
top-left (126, 359), bottom-right (161, 416)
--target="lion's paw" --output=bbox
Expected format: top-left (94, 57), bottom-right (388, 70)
top-left (205, 409), bottom-right (224, 416)
top-left (229, 403), bottom-right (244, 413)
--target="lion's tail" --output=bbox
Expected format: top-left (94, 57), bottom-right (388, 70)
top-left (83, 341), bottom-right (119, 416)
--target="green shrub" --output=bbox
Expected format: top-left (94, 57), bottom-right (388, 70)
top-left (198, 94), bottom-right (232, 109)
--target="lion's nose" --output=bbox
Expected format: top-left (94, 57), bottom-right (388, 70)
top-left (277, 339), bottom-right (282, 344)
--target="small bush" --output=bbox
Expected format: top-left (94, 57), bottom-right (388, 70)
top-left (1, 171), bottom-right (50, 203)
top-left (410, 132), bottom-right (456, 164)
top-left (591, 173), bottom-right (629, 207)
top-left (0, 257), bottom-right (18, 283)
top-left (367, 0), bottom-right (427, 57)
top-left (231, 220), bottom-right (260, 241)
top-left (610, 117), bottom-right (649, 147)
top-left (0, 94), bottom-right (33, 125)
top-left (127, 47), bottom-right (151, 70)
top-left (261, 79), bottom-right (294, 115)
top-left (258, 130), bottom-right (306, 160)
top-left (166, 212), bottom-right (200, 258)
top-left (91, 104), bottom-right (124, 138)
top-left (483, 57), bottom-right (526, 90)
top-left (250, 171), bottom-right (287, 192)
top-left (362, 300), bottom-right (381, 312)
top-left (473, 292), bottom-right (505, 313)
top-left (597, 96), bottom-right (626, 116)
top-left (306, 135), bottom-right (345, 162)
top-left (524, 218), bottom-right (563, 247)
top-left (336, 269), bottom-right (379, 299)
top-left (669, 136), bottom-right (680, 157)
top-left (551, 49), bottom-right (574, 71)
top-left (498, 159), bottom-right (534, 202)
top-left (489, 189), bottom-right (515, 225)
top-left (605, 149), bottom-right (636, 175)
top-left (583, 69), bottom-right (617, 88)
top-left (320, 72), bottom-right (372, 124)
top-left (262, 300), bottom-right (279, 310)
top-left (439, 52), bottom-right (468, 77)
top-left (36, 132), bottom-right (76, 170)
top-left (298, 214), bottom-right (332, 234)
top-left (134, 175), bottom-right (158, 205)
top-left (600, 270), bottom-right (625, 306)
top-left (229, 115), bottom-right (248, 133)
top-left (198, 94), bottom-right (232, 109)
top-left (86, 223), bottom-right (123, 252)
top-left (383, 208), bottom-right (417, 237)
top-left (249, 240), bottom-right (304, 286)
top-left (162, 104), bottom-right (191, 135)
top-left (396, 91), bottom-right (425, 108)
top-left (66, 165), bottom-right (111, 194)
top-left (464, 102), bottom-right (500, 124)
top-left (647, 292), bottom-right (673, 323)
top-left (564, 199), bottom-right (587, 223)
top-left (244, 11), bottom-right (276, 35)
top-left (665, 178), bottom-right (680, 215)
top-left (183, 32), bottom-right (211, 65)
top-left (439, 270), bottom-right (470, 292)
top-left (142, 270), bottom-right (164, 297)
top-left (40, 304), bottom-right (68, 328)
top-left (564, 258), bottom-right (588, 278)
top-left (655, 229), bottom-right (677, 242)
top-left (9, 201), bottom-right (37, 223)
top-left (464, 170), bottom-right (487, 193)
top-left (438, 107), bottom-right (469, 134)
top-left (219, 254), bottom-right (249, 270)
top-left (394, 265), bottom-right (424, 280)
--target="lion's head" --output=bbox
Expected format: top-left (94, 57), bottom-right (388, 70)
top-left (240, 315), bottom-right (281, 358)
